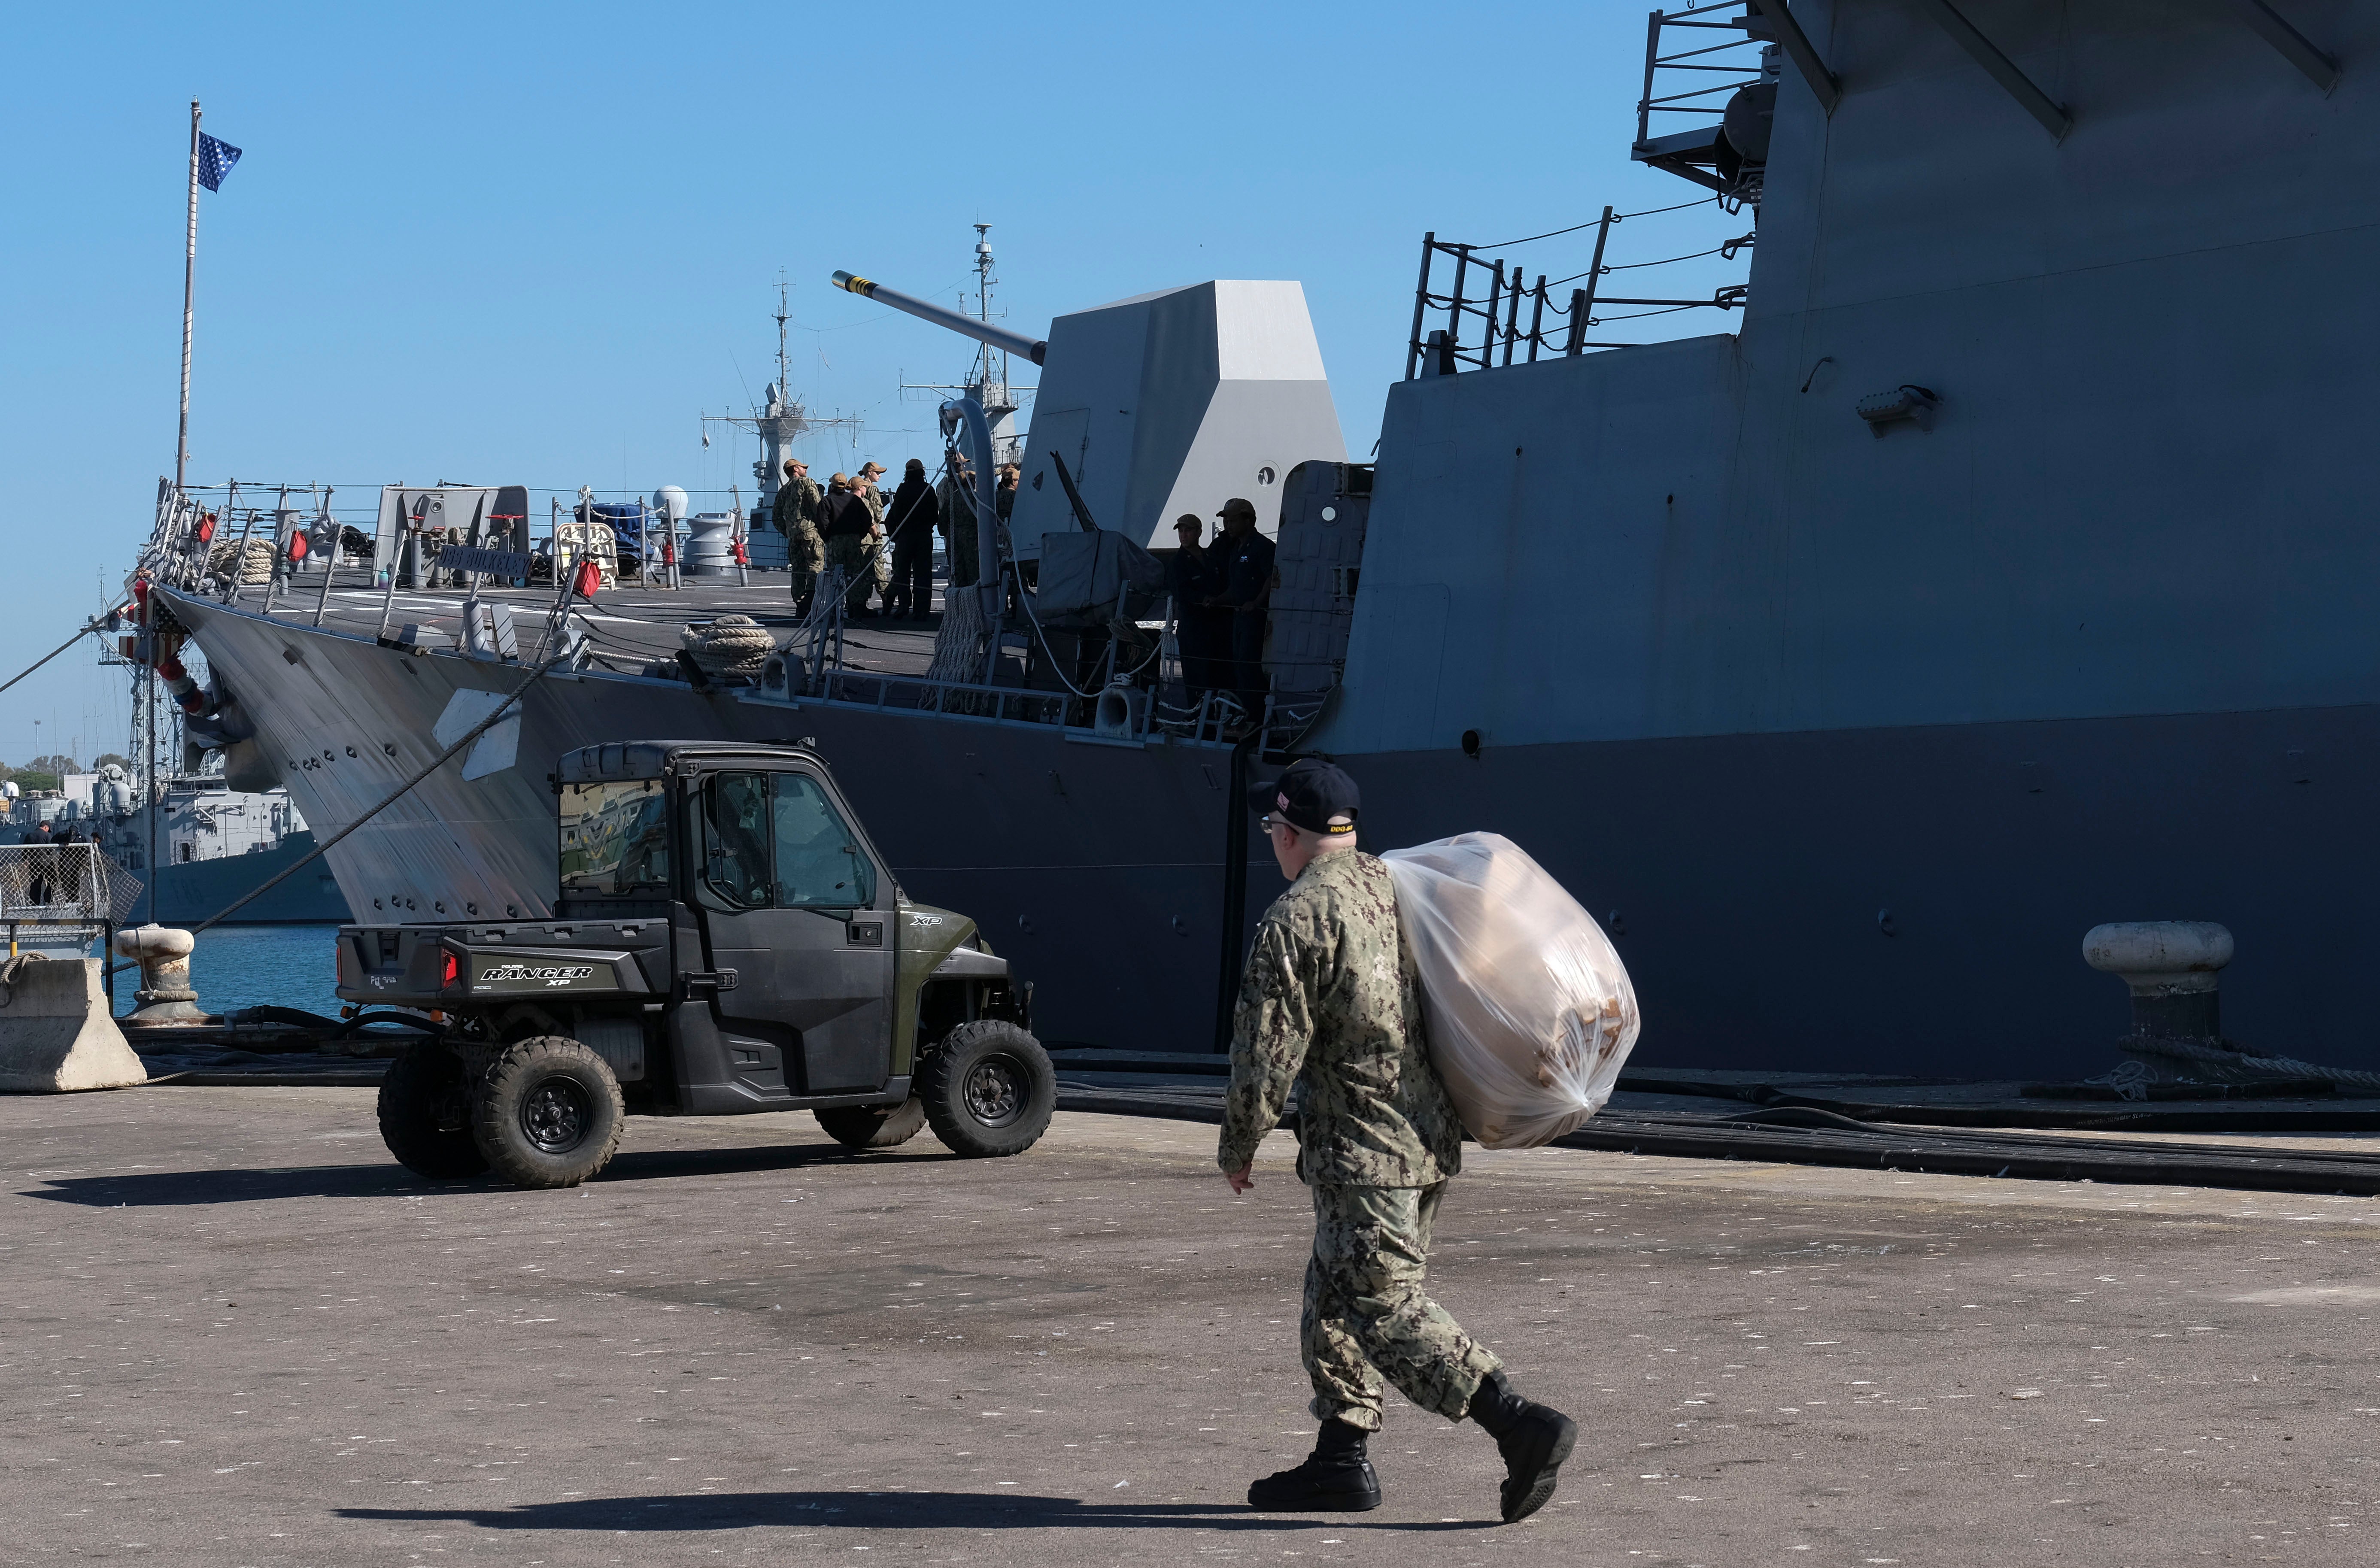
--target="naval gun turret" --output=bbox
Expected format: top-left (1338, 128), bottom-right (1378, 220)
top-left (832, 267), bottom-right (1345, 556)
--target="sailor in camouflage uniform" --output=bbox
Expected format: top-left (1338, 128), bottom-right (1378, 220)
top-left (771, 457), bottom-right (826, 616)
top-left (1220, 759), bottom-right (1577, 1522)
top-left (857, 462), bottom-right (893, 608)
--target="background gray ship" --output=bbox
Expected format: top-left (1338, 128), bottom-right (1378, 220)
top-left (134, 1), bottom-right (2380, 1077)
top-left (13, 764), bottom-right (346, 925)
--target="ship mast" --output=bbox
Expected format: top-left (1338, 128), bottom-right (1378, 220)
top-left (776, 273), bottom-right (793, 419)
top-left (701, 274), bottom-right (853, 534)
top-left (968, 225), bottom-right (1026, 466)
top-left (900, 225), bottom-right (1033, 465)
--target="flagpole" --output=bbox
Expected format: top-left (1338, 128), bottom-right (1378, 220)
top-left (175, 99), bottom-right (200, 497)
top-left (159, 97), bottom-right (199, 941)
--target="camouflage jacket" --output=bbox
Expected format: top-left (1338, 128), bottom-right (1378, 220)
top-left (1217, 849), bottom-right (1463, 1188)
top-left (771, 476), bottom-right (823, 537)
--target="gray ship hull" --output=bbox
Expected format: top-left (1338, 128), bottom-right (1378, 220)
top-left (127, 828), bottom-right (351, 925)
top-left (161, 588), bottom-right (1248, 1055)
top-left (161, 586), bottom-right (2378, 1079)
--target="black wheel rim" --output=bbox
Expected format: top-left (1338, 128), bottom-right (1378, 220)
top-left (963, 1056), bottom-right (1026, 1129)
top-left (521, 1076), bottom-right (592, 1153)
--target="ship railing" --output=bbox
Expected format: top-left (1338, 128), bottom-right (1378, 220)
top-left (801, 658), bottom-right (1316, 753)
top-left (1404, 200), bottom-right (1754, 378)
top-left (807, 667), bottom-right (1077, 732)
top-left (0, 844), bottom-right (144, 955)
top-left (1633, 1), bottom-right (1774, 193)
top-left (138, 478), bottom-right (371, 614)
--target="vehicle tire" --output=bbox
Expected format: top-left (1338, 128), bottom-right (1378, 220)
top-left (377, 1039), bottom-right (488, 1180)
top-left (470, 1035), bottom-right (625, 1189)
top-left (919, 1021), bottom-right (1055, 1158)
top-left (814, 1097), bottom-right (927, 1151)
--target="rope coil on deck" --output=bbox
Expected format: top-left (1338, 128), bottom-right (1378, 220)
top-left (678, 614), bottom-right (777, 680)
top-left (206, 537), bottom-right (276, 586)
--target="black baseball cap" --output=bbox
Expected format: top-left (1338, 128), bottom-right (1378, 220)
top-left (1246, 758), bottom-right (1360, 836)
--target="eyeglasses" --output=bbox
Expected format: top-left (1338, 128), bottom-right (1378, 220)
top-left (1259, 814), bottom-right (1286, 834)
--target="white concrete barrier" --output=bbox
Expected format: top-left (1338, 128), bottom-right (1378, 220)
top-left (0, 956), bottom-right (147, 1092)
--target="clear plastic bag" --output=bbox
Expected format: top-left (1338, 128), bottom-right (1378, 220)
top-left (1382, 833), bottom-right (1640, 1149)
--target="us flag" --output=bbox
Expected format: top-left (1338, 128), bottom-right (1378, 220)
top-left (197, 131), bottom-right (241, 192)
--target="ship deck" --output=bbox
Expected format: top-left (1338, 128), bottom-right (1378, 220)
top-left (10, 1082), bottom-right (2377, 1563)
top-left (252, 564), bottom-right (950, 682)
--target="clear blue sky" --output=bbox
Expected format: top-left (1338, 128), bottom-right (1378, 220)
top-left (0, 0), bottom-right (1755, 767)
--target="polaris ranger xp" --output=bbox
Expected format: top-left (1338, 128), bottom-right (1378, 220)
top-left (336, 741), bottom-right (1054, 1187)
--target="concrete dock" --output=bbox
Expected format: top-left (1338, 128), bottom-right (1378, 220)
top-left (5, 1087), bottom-right (2377, 1564)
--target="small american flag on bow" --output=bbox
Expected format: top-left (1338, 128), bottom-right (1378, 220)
top-left (197, 132), bottom-right (241, 192)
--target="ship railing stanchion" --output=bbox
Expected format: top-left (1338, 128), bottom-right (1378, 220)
top-left (310, 485), bottom-right (339, 628)
top-left (220, 479), bottom-right (252, 603)
top-left (1578, 205), bottom-right (1615, 352)
top-left (1481, 260), bottom-right (1503, 370)
top-left (375, 517), bottom-right (409, 642)
top-left (1501, 260), bottom-right (1522, 366)
top-left (1445, 246), bottom-right (1471, 370)
top-left (1527, 276), bottom-right (1548, 362)
top-left (731, 482), bottom-right (749, 587)
top-left (260, 484), bottom-right (287, 616)
top-left (1636, 9), bottom-right (1661, 150)
top-left (531, 505), bottom-right (577, 666)
top-left (1406, 231), bottom-right (1436, 379)
top-left (827, 566), bottom-right (847, 679)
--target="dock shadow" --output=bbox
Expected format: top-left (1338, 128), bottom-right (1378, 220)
top-left (23, 1139), bottom-right (945, 1207)
top-left (25, 1162), bottom-right (432, 1206)
top-left (340, 1489), bottom-right (1473, 1534)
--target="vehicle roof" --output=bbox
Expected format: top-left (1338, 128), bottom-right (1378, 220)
top-left (557, 740), bottom-right (826, 783)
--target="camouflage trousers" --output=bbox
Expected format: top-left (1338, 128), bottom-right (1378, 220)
top-left (1302, 1182), bottom-right (1501, 1432)
top-left (785, 521), bottom-right (825, 604)
top-left (823, 534), bottom-right (875, 614)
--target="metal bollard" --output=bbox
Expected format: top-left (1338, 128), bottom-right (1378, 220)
top-left (2082, 922), bottom-right (2233, 1044)
top-left (113, 925), bottom-right (208, 1025)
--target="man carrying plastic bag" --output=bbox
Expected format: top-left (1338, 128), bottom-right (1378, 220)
top-left (1380, 834), bottom-right (1640, 1149)
top-left (1219, 759), bottom-right (1578, 1522)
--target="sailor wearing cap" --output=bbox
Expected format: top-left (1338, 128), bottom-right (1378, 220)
top-left (772, 457), bottom-right (826, 617)
top-left (853, 464), bottom-right (893, 609)
top-left (1208, 497), bottom-right (1275, 733)
top-left (820, 473), bottom-right (878, 619)
top-left (1219, 759), bottom-right (1578, 1522)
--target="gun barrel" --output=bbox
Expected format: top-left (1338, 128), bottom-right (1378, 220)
top-left (833, 270), bottom-right (1048, 366)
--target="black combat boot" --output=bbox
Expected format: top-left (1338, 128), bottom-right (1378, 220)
top-left (1468, 1369), bottom-right (1579, 1524)
top-left (1246, 1417), bottom-right (1383, 1512)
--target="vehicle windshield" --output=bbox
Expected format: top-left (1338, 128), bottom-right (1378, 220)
top-left (694, 770), bottom-right (877, 912)
top-left (558, 779), bottom-right (670, 895)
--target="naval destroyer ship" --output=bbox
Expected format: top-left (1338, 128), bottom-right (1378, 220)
top-left (130, 3), bottom-right (2380, 1077)
top-left (88, 772), bottom-right (348, 925)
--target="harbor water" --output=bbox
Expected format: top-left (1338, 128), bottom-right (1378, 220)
top-left (172, 923), bottom-right (343, 1017)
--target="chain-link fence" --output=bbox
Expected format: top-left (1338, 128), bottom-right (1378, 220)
top-left (0, 844), bottom-right (144, 949)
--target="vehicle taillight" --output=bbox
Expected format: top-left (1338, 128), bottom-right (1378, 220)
top-left (442, 951), bottom-right (460, 987)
